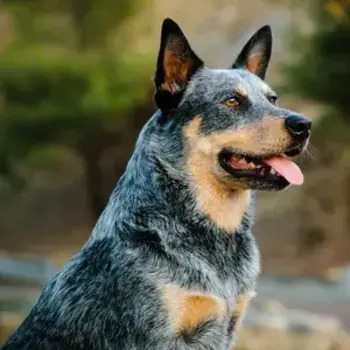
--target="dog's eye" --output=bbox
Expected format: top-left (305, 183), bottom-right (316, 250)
top-left (268, 95), bottom-right (278, 105)
top-left (223, 97), bottom-right (239, 108)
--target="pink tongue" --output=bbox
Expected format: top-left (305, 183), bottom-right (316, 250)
top-left (264, 157), bottom-right (304, 185)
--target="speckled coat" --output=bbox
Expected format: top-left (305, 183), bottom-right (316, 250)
top-left (2, 19), bottom-right (309, 350)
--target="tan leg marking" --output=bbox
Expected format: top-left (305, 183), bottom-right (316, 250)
top-left (229, 292), bottom-right (255, 349)
top-left (162, 284), bottom-right (226, 333)
top-left (233, 292), bottom-right (255, 328)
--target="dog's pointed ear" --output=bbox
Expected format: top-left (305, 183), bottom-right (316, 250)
top-left (154, 18), bottom-right (204, 114)
top-left (232, 25), bottom-right (272, 80)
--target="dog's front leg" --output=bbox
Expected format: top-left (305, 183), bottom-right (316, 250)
top-left (162, 320), bottom-right (227, 350)
top-left (160, 285), bottom-right (228, 350)
top-left (228, 291), bottom-right (255, 349)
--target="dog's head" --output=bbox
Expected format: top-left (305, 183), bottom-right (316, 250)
top-left (154, 19), bottom-right (311, 192)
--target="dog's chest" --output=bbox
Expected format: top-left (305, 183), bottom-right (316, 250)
top-left (193, 228), bottom-right (260, 299)
top-left (159, 230), bottom-right (259, 346)
top-left (162, 284), bottom-right (227, 332)
top-left (160, 283), bottom-right (254, 348)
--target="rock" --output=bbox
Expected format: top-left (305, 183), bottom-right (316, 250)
top-left (244, 300), bottom-right (288, 331)
top-left (287, 309), bottom-right (342, 334)
top-left (244, 299), bottom-right (343, 335)
top-left (260, 299), bottom-right (286, 314)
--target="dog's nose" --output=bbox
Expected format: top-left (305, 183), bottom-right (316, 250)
top-left (285, 114), bottom-right (311, 140)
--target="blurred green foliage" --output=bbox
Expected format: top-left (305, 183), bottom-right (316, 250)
top-left (284, 0), bottom-right (350, 119)
top-left (0, 50), bottom-right (151, 158)
top-left (3, 0), bottom-right (141, 49)
top-left (0, 0), bottom-right (154, 217)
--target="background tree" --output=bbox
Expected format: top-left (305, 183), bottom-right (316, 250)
top-left (0, 0), bottom-right (154, 219)
top-left (284, 0), bottom-right (350, 125)
top-left (283, 0), bottom-right (350, 269)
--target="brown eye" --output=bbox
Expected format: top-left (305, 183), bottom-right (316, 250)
top-left (223, 97), bottom-right (239, 108)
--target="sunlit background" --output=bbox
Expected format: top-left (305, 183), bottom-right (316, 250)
top-left (0, 0), bottom-right (349, 349)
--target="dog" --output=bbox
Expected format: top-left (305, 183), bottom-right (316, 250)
top-left (2, 18), bottom-right (311, 350)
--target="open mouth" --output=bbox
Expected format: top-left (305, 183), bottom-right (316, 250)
top-left (219, 147), bottom-right (304, 189)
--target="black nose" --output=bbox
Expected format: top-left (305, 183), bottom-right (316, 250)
top-left (285, 114), bottom-right (311, 140)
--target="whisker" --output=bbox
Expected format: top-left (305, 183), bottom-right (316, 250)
top-left (298, 142), bottom-right (315, 164)
top-left (304, 143), bottom-right (315, 161)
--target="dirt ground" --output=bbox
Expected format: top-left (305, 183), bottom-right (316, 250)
top-left (236, 328), bottom-right (350, 350)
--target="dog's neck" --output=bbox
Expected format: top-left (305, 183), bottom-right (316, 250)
top-left (90, 113), bottom-right (253, 246)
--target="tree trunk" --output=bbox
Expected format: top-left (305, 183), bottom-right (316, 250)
top-left (82, 152), bottom-right (105, 222)
top-left (68, 0), bottom-right (91, 50)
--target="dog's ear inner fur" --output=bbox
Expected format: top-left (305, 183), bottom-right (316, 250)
top-left (154, 18), bottom-right (204, 114)
top-left (232, 25), bottom-right (272, 80)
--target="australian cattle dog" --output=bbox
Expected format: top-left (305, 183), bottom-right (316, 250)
top-left (2, 19), bottom-right (311, 350)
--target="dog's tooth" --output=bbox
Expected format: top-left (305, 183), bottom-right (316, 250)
top-left (238, 158), bottom-right (247, 164)
top-left (270, 168), bottom-right (276, 175)
top-left (248, 162), bottom-right (256, 169)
